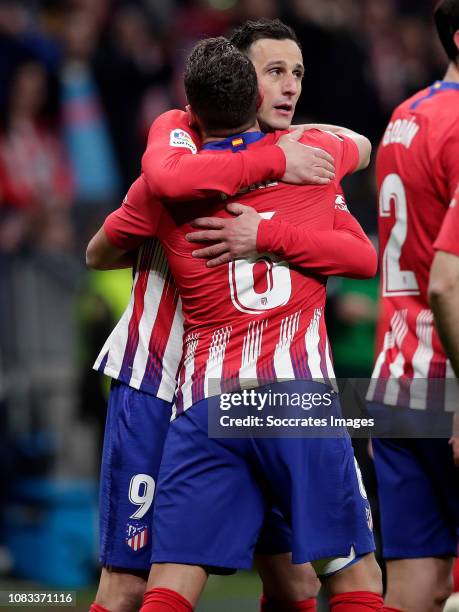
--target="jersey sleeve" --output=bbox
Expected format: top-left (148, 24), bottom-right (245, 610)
top-left (433, 185), bottom-right (459, 256)
top-left (104, 175), bottom-right (161, 250)
top-left (141, 109), bottom-right (286, 201)
top-left (300, 130), bottom-right (359, 181)
top-left (256, 194), bottom-right (377, 278)
top-left (439, 129), bottom-right (459, 199)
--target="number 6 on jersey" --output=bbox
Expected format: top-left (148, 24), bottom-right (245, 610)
top-left (229, 211), bottom-right (292, 313)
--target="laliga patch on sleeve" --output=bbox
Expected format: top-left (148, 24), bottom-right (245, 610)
top-left (169, 129), bottom-right (197, 154)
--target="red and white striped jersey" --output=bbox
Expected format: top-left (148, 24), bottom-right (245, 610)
top-left (105, 129), bottom-right (362, 417)
top-left (93, 110), bottom-right (285, 401)
top-left (93, 239), bottom-right (184, 402)
top-left (368, 81), bottom-right (459, 410)
top-left (93, 111), bottom-right (375, 406)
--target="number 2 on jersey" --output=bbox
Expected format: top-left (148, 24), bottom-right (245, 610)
top-left (229, 211), bottom-right (292, 314)
top-left (379, 173), bottom-right (420, 296)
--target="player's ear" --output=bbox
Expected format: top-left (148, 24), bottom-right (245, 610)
top-left (454, 29), bottom-right (459, 55)
top-left (186, 105), bottom-right (199, 128)
top-left (257, 90), bottom-right (264, 111)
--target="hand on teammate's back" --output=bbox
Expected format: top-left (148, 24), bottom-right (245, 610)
top-left (277, 127), bottom-right (335, 186)
top-left (186, 203), bottom-right (261, 267)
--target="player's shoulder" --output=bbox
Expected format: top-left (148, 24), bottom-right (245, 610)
top-left (298, 128), bottom-right (341, 147)
top-left (382, 83), bottom-right (459, 152)
top-left (298, 129), bottom-right (355, 161)
top-left (395, 83), bottom-right (459, 123)
top-left (152, 109), bottom-right (188, 129)
top-left (270, 128), bottom-right (339, 147)
top-left (126, 174), bottom-right (155, 203)
top-left (147, 109), bottom-right (199, 148)
top-left (267, 130), bottom-right (288, 143)
top-left (395, 86), bottom-right (431, 114)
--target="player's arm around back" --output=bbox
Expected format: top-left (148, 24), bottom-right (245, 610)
top-left (86, 227), bottom-right (133, 270)
top-left (141, 110), bottom-right (336, 201)
top-left (188, 199), bottom-right (378, 279)
top-left (298, 123), bottom-right (371, 171)
top-left (86, 175), bottom-right (160, 270)
top-left (255, 202), bottom-right (377, 278)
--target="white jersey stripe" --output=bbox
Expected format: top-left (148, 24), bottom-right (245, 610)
top-left (129, 244), bottom-right (168, 389)
top-left (239, 320), bottom-right (267, 388)
top-left (157, 296), bottom-right (184, 401)
top-left (367, 310), bottom-right (404, 401)
top-left (383, 309), bottom-right (408, 405)
top-left (325, 338), bottom-right (338, 390)
top-left (181, 333), bottom-right (199, 409)
top-left (274, 311), bottom-right (300, 380)
top-left (409, 310), bottom-right (434, 410)
top-left (366, 336), bottom-right (391, 400)
top-left (93, 239), bottom-right (184, 403)
top-left (305, 309), bottom-right (323, 378)
top-left (95, 270), bottom-right (139, 378)
top-left (204, 326), bottom-right (232, 397)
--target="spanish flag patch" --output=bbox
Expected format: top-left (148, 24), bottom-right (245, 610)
top-left (232, 138), bottom-right (244, 147)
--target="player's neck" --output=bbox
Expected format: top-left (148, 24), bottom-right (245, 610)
top-left (201, 120), bottom-right (261, 145)
top-left (443, 60), bottom-right (459, 84)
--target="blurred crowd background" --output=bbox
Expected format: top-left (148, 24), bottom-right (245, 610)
top-left (0, 0), bottom-right (450, 599)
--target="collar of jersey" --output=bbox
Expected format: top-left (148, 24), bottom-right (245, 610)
top-left (431, 80), bottom-right (459, 92)
top-left (202, 131), bottom-right (266, 151)
top-left (410, 80), bottom-right (459, 110)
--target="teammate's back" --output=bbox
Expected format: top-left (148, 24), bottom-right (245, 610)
top-left (368, 4), bottom-right (459, 608)
top-left (370, 79), bottom-right (459, 406)
top-left (376, 83), bottom-right (459, 301)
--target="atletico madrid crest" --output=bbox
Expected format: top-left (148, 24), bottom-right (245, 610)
top-left (126, 522), bottom-right (149, 551)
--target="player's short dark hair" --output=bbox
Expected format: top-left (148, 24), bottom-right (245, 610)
top-left (434, 0), bottom-right (459, 61)
top-left (184, 37), bottom-right (258, 133)
top-left (230, 18), bottom-right (300, 55)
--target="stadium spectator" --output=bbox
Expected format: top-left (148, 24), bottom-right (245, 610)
top-left (0, 58), bottom-right (72, 253)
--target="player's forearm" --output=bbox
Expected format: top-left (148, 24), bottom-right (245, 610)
top-left (86, 227), bottom-right (134, 270)
top-left (257, 220), bottom-right (378, 278)
top-left (295, 123), bottom-right (371, 171)
top-left (429, 251), bottom-right (459, 377)
top-left (141, 109), bottom-right (285, 201)
top-left (142, 145), bottom-right (285, 201)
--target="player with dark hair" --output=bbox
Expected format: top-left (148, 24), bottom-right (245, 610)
top-left (89, 36), bottom-right (382, 612)
top-left (434, 0), bottom-right (459, 61)
top-left (366, 1), bottom-right (459, 609)
top-left (230, 17), bottom-right (300, 55)
top-left (184, 38), bottom-right (259, 134)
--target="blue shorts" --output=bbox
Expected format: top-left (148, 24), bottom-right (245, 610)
top-left (371, 432), bottom-right (459, 559)
top-left (98, 380), bottom-right (172, 570)
top-left (151, 383), bottom-right (375, 574)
